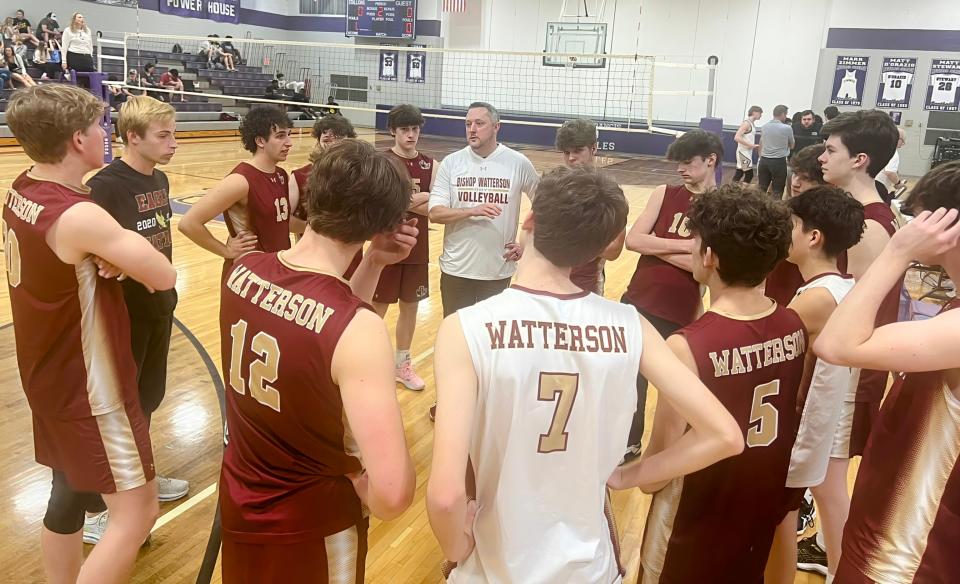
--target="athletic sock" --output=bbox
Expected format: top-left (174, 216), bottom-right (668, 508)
top-left (825, 573), bottom-right (835, 584)
top-left (396, 350), bottom-right (411, 367)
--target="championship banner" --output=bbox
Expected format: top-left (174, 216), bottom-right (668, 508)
top-left (924, 59), bottom-right (960, 112)
top-left (406, 50), bottom-right (426, 83)
top-left (159, 0), bottom-right (239, 24)
top-left (830, 55), bottom-right (869, 107)
top-left (876, 57), bottom-right (916, 109)
top-left (379, 50), bottom-right (398, 81)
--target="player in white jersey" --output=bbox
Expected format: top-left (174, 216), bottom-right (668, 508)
top-left (836, 70), bottom-right (859, 100)
top-left (765, 186), bottom-right (866, 584)
top-left (426, 166), bottom-right (743, 583)
top-left (931, 73), bottom-right (960, 104)
top-left (880, 71), bottom-right (912, 102)
top-left (733, 105), bottom-right (763, 183)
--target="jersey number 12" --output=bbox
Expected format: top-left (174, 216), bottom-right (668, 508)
top-left (229, 319), bottom-right (282, 412)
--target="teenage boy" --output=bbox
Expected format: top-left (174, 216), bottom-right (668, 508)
top-left (3, 84), bottom-right (176, 584)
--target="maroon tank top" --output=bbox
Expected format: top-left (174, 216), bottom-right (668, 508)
top-left (3, 172), bottom-right (139, 419)
top-left (838, 201), bottom-right (900, 402)
top-left (385, 149), bottom-right (433, 265)
top-left (219, 251), bottom-right (371, 544)
top-left (623, 185), bottom-right (701, 325)
top-left (225, 162), bottom-right (291, 253)
top-left (643, 303), bottom-right (807, 582)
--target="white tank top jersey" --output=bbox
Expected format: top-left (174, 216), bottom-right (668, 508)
top-left (737, 119), bottom-right (756, 154)
top-left (428, 144), bottom-right (540, 280)
top-left (450, 285), bottom-right (643, 584)
top-left (786, 273), bottom-right (859, 488)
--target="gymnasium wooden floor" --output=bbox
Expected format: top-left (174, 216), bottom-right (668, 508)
top-left (0, 130), bottom-right (827, 583)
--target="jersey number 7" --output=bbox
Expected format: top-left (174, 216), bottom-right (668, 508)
top-left (537, 372), bottom-right (580, 453)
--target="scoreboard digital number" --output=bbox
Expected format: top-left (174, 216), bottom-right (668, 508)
top-left (346, 0), bottom-right (417, 40)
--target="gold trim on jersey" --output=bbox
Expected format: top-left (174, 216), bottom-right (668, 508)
top-left (639, 476), bottom-right (684, 584)
top-left (25, 171), bottom-right (91, 194)
top-left (326, 523), bottom-right (361, 584)
top-left (96, 408), bottom-right (148, 490)
top-left (76, 258), bottom-right (124, 415)
top-left (707, 300), bottom-right (777, 322)
top-left (224, 204), bottom-right (251, 236)
top-left (76, 257), bottom-right (147, 489)
top-left (277, 251), bottom-right (350, 284)
top-left (863, 382), bottom-right (960, 582)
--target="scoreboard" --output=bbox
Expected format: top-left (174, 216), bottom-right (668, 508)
top-left (346, 0), bottom-right (417, 39)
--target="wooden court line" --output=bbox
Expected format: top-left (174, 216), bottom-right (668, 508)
top-left (152, 482), bottom-right (217, 533)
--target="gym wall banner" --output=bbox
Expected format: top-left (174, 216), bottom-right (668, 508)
top-left (406, 49), bottom-right (426, 84)
top-left (379, 50), bottom-right (398, 82)
top-left (159, 0), bottom-right (240, 24)
top-left (876, 57), bottom-right (916, 109)
top-left (830, 56), bottom-right (869, 107)
top-left (924, 59), bottom-right (960, 112)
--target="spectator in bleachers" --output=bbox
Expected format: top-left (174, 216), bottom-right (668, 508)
top-left (221, 35), bottom-right (241, 64)
top-left (3, 45), bottom-right (36, 87)
top-left (126, 68), bottom-right (143, 94)
top-left (30, 40), bottom-right (60, 79)
top-left (212, 43), bottom-right (236, 72)
top-left (61, 12), bottom-right (95, 73)
top-left (106, 74), bottom-right (126, 108)
top-left (141, 62), bottom-right (165, 100)
top-left (37, 12), bottom-right (60, 43)
top-left (0, 60), bottom-right (11, 89)
top-left (323, 95), bottom-right (340, 116)
top-left (2, 18), bottom-right (15, 45)
top-left (11, 10), bottom-right (41, 48)
top-left (160, 68), bottom-right (185, 102)
top-left (198, 34), bottom-right (217, 63)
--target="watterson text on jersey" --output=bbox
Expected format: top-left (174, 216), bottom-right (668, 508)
top-left (226, 264), bottom-right (335, 334)
top-left (5, 189), bottom-right (45, 225)
top-left (708, 330), bottom-right (806, 378)
top-left (485, 319), bottom-right (627, 353)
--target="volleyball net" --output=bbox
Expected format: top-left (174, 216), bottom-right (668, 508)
top-left (101, 33), bottom-right (714, 138)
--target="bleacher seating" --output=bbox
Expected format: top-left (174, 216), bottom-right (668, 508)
top-left (1, 43), bottom-right (318, 140)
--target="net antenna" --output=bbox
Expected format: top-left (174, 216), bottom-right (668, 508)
top-left (544, 0), bottom-right (609, 69)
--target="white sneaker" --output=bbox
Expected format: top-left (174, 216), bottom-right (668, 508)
top-left (83, 511), bottom-right (152, 546)
top-left (157, 475), bottom-right (189, 502)
top-left (82, 511), bottom-right (108, 545)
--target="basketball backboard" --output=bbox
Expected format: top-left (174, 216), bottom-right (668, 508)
top-left (543, 22), bottom-right (607, 69)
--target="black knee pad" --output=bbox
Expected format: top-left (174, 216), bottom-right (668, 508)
top-left (43, 471), bottom-right (101, 535)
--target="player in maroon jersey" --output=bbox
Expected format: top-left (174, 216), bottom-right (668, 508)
top-left (370, 104), bottom-right (435, 390)
top-left (289, 116), bottom-right (361, 275)
top-left (816, 161), bottom-right (960, 584)
top-left (218, 139), bottom-right (417, 583)
top-left (793, 109), bottom-right (901, 579)
top-left (638, 183), bottom-right (806, 584)
top-left (3, 84), bottom-right (176, 583)
top-left (765, 143), bottom-right (827, 308)
top-left (179, 106), bottom-right (294, 277)
top-left (555, 118), bottom-right (625, 294)
top-left (621, 129), bottom-right (722, 461)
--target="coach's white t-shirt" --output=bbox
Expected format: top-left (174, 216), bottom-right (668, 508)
top-left (429, 144), bottom-right (539, 280)
top-left (877, 150), bottom-right (900, 190)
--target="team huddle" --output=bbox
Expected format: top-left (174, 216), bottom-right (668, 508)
top-left (2, 82), bottom-right (960, 584)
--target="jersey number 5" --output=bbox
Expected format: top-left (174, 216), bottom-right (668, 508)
top-left (537, 372), bottom-right (579, 453)
top-left (229, 319), bottom-right (281, 412)
top-left (747, 380), bottom-right (780, 448)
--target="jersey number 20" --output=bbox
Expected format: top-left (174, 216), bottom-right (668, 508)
top-left (229, 319), bottom-right (281, 412)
